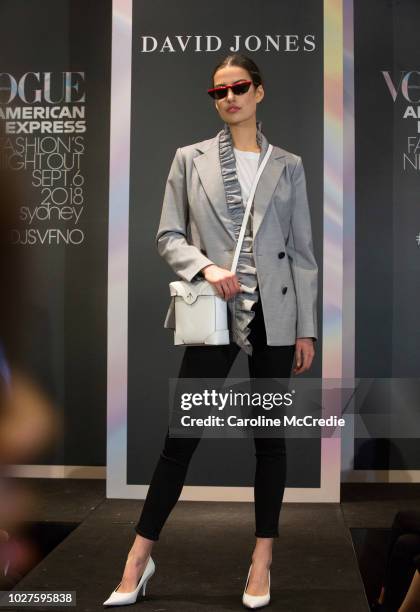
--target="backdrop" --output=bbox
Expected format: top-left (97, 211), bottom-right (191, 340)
top-left (1, 0), bottom-right (419, 495)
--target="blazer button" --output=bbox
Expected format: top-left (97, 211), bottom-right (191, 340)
top-left (278, 251), bottom-right (285, 259)
top-left (282, 286), bottom-right (288, 295)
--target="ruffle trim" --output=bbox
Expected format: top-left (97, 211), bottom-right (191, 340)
top-left (218, 120), bottom-right (266, 355)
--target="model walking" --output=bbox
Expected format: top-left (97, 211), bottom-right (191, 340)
top-left (104, 53), bottom-right (318, 608)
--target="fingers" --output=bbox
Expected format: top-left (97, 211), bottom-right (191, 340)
top-left (215, 280), bottom-right (232, 300)
top-left (293, 343), bottom-right (315, 375)
top-left (233, 276), bottom-right (241, 292)
top-left (205, 268), bottom-right (241, 301)
top-left (214, 283), bottom-right (226, 299)
top-left (293, 345), bottom-right (303, 374)
top-left (219, 280), bottom-right (233, 300)
top-left (216, 274), bottom-right (241, 301)
top-left (226, 276), bottom-right (240, 299)
top-left (301, 350), bottom-right (311, 373)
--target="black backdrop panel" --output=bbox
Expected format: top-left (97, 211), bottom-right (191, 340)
top-left (0, 0), bottom-right (111, 466)
top-left (127, 0), bottom-right (324, 487)
top-left (354, 0), bottom-right (420, 469)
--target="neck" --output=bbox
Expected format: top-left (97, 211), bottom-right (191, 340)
top-left (228, 117), bottom-right (260, 152)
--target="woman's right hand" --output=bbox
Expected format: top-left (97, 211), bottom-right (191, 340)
top-left (202, 264), bottom-right (242, 301)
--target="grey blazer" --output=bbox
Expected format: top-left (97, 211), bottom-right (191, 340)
top-left (156, 129), bottom-right (318, 345)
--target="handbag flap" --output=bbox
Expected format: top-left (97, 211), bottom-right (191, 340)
top-left (169, 280), bottom-right (219, 303)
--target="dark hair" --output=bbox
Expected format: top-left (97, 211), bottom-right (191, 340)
top-left (211, 53), bottom-right (263, 89)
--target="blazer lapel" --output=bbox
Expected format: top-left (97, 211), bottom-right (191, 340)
top-left (193, 136), bottom-right (237, 242)
top-left (253, 151), bottom-right (286, 239)
top-left (193, 133), bottom-right (286, 244)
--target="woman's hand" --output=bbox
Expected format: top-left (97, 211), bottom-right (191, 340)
top-left (202, 264), bottom-right (242, 300)
top-left (292, 338), bottom-right (315, 375)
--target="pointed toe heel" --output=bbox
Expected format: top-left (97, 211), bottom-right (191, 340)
top-left (242, 564), bottom-right (271, 609)
top-left (103, 555), bottom-right (155, 607)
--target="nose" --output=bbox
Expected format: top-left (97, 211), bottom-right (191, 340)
top-left (226, 88), bottom-right (236, 102)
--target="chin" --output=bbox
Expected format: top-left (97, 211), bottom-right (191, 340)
top-left (222, 114), bottom-right (242, 125)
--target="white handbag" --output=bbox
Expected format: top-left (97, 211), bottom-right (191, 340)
top-left (169, 144), bottom-right (273, 346)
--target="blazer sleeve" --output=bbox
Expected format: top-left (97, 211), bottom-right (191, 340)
top-left (286, 156), bottom-right (318, 341)
top-left (156, 147), bottom-right (215, 282)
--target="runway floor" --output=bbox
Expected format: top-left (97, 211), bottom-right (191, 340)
top-left (3, 480), bottom-right (420, 611)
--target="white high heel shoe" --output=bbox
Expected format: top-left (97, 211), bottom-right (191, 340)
top-left (103, 555), bottom-right (155, 607)
top-left (242, 564), bottom-right (271, 609)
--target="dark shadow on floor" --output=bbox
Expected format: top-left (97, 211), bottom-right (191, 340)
top-left (350, 527), bottom-right (391, 610)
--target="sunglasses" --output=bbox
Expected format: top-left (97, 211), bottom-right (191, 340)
top-left (207, 80), bottom-right (252, 100)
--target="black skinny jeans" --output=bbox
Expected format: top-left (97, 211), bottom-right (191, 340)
top-left (135, 296), bottom-right (295, 541)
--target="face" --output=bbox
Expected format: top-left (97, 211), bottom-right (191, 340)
top-left (211, 65), bottom-right (264, 126)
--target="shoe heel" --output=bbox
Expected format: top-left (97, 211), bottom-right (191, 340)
top-left (102, 555), bottom-right (155, 607)
top-left (142, 575), bottom-right (150, 597)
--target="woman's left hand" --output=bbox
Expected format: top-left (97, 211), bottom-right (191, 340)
top-left (292, 338), bottom-right (315, 375)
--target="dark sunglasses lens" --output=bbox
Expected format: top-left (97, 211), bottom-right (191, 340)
top-left (208, 87), bottom-right (228, 100)
top-left (208, 82), bottom-right (251, 99)
top-left (232, 82), bottom-right (251, 95)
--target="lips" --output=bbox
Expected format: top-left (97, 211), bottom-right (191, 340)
top-left (227, 106), bottom-right (240, 112)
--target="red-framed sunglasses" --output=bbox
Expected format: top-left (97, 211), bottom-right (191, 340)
top-left (207, 80), bottom-right (252, 100)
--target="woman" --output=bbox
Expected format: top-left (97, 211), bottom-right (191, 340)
top-left (104, 53), bottom-right (318, 609)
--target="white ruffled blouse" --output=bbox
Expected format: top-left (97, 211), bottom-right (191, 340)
top-left (218, 119), bottom-right (270, 355)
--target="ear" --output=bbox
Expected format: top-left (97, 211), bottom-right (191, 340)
top-left (256, 84), bottom-right (264, 103)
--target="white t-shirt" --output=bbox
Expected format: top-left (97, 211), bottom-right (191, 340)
top-left (233, 147), bottom-right (260, 205)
